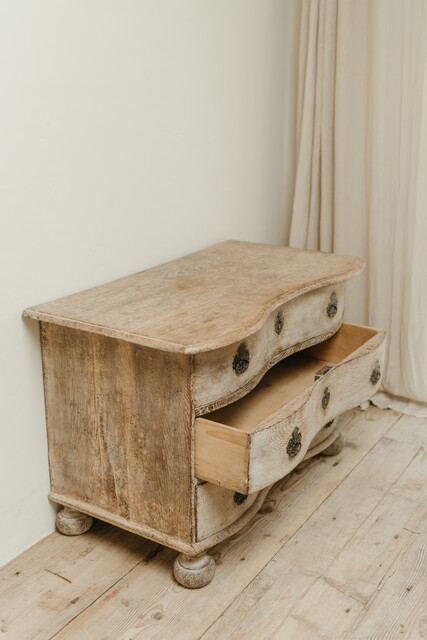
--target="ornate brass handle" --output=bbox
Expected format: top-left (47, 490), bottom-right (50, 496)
top-left (286, 427), bottom-right (302, 458)
top-left (322, 387), bottom-right (330, 410)
top-left (275, 310), bottom-right (284, 335)
top-left (327, 291), bottom-right (338, 317)
top-left (370, 360), bottom-right (381, 385)
top-left (232, 342), bottom-right (250, 375)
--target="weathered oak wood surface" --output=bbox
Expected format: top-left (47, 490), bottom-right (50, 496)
top-left (25, 242), bottom-right (368, 562)
top-left (41, 323), bottom-right (194, 543)
top-left (24, 240), bottom-right (363, 353)
top-left (1, 407), bottom-right (426, 640)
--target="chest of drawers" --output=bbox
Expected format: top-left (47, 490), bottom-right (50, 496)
top-left (24, 241), bottom-right (384, 588)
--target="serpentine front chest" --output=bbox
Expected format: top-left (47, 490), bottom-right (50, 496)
top-left (24, 240), bottom-right (384, 587)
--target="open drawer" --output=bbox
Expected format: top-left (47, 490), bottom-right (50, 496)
top-left (194, 323), bottom-right (385, 494)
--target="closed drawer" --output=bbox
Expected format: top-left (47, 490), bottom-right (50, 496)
top-left (194, 323), bottom-right (385, 494)
top-left (195, 483), bottom-right (261, 541)
top-left (193, 282), bottom-right (346, 414)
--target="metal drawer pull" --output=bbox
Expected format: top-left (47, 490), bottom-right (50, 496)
top-left (232, 342), bottom-right (250, 375)
top-left (275, 310), bottom-right (284, 335)
top-left (315, 365), bottom-right (333, 380)
top-left (327, 291), bottom-right (338, 317)
top-left (286, 427), bottom-right (302, 458)
top-left (370, 360), bottom-right (381, 385)
top-left (322, 387), bottom-right (330, 410)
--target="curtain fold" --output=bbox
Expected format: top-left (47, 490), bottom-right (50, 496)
top-left (290, 0), bottom-right (427, 414)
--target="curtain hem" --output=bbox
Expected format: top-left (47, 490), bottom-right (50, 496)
top-left (371, 390), bottom-right (427, 417)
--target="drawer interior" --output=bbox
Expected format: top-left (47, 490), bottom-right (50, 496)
top-left (202, 323), bottom-right (378, 432)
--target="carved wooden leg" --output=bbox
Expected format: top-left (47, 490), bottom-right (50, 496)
top-left (321, 432), bottom-right (344, 456)
top-left (173, 552), bottom-right (216, 588)
top-left (56, 507), bottom-right (94, 535)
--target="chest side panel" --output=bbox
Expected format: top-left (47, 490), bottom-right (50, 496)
top-left (40, 323), bottom-right (193, 541)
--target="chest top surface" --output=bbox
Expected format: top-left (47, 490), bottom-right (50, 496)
top-left (24, 240), bottom-right (364, 353)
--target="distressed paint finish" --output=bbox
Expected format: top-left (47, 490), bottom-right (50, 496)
top-left (195, 325), bottom-right (386, 494)
top-left (4, 407), bottom-right (426, 638)
top-left (40, 323), bottom-right (193, 541)
top-left (195, 483), bottom-right (261, 542)
top-left (193, 283), bottom-right (346, 413)
top-left (24, 241), bottom-right (380, 583)
top-left (194, 419), bottom-right (341, 543)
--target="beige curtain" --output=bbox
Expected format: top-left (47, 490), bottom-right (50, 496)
top-left (289, 0), bottom-right (427, 415)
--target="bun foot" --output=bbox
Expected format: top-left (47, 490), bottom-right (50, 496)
top-left (321, 433), bottom-right (344, 456)
top-left (56, 507), bottom-right (94, 536)
top-left (173, 553), bottom-right (216, 588)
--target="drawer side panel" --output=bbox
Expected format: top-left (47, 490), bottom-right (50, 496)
top-left (195, 418), bottom-right (249, 494)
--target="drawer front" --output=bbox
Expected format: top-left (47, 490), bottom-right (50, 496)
top-left (195, 324), bottom-right (385, 494)
top-left (195, 483), bottom-right (260, 541)
top-left (193, 282), bottom-right (345, 414)
top-left (195, 420), bottom-right (340, 542)
top-left (307, 416), bottom-right (340, 449)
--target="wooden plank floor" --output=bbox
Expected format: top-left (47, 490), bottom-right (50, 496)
top-left (1, 406), bottom-right (426, 640)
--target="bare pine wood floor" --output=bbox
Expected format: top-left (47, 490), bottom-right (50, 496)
top-left (1, 406), bottom-right (426, 640)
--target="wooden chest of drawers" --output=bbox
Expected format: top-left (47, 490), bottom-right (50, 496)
top-left (24, 241), bottom-right (384, 587)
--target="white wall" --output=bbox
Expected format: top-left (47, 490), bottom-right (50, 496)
top-left (0, 0), bottom-right (301, 566)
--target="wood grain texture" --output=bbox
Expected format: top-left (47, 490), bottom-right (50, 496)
top-left (205, 355), bottom-right (332, 431)
top-left (24, 241), bottom-right (367, 562)
top-left (309, 416), bottom-right (340, 448)
top-left (49, 488), bottom-right (271, 557)
top-left (3, 407), bottom-right (414, 640)
top-left (201, 418), bottom-right (422, 640)
top-left (195, 484), bottom-right (260, 542)
top-left (268, 445), bottom-right (427, 640)
top-left (40, 407), bottom-right (401, 640)
top-left (193, 282), bottom-right (345, 412)
top-left (195, 420), bottom-right (340, 543)
top-left (0, 522), bottom-right (157, 640)
top-left (346, 510), bottom-right (427, 640)
top-left (386, 414), bottom-right (427, 448)
top-left (5, 408), bottom-right (424, 640)
top-left (41, 322), bottom-right (193, 542)
top-left (195, 324), bottom-right (386, 493)
top-left (270, 580), bottom-right (363, 640)
top-left (325, 448), bottom-right (427, 602)
top-left (24, 240), bottom-right (363, 353)
top-left (47, 492), bottom-right (197, 555)
top-left (303, 420), bottom-right (341, 457)
top-left (304, 322), bottom-right (378, 363)
top-left (38, 322), bottom-right (382, 554)
top-left (195, 418), bottom-right (250, 493)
